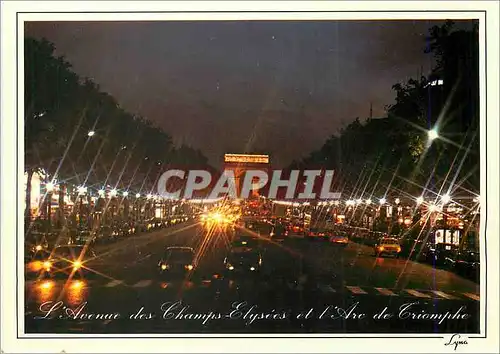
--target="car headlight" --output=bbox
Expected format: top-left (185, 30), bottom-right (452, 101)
top-left (250, 266), bottom-right (255, 271)
top-left (378, 246), bottom-right (385, 251)
top-left (397, 247), bottom-right (401, 252)
top-left (185, 264), bottom-right (194, 270)
top-left (227, 264), bottom-right (234, 270)
top-left (73, 261), bottom-right (82, 269)
top-left (161, 264), bottom-right (168, 270)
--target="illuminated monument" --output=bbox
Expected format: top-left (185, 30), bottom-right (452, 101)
top-left (223, 154), bottom-right (270, 198)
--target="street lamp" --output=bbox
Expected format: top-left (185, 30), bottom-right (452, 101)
top-left (123, 191), bottom-right (129, 197)
top-left (135, 193), bottom-right (141, 198)
top-left (379, 198), bottom-right (386, 205)
top-left (110, 189), bottom-right (118, 197)
top-left (46, 182), bottom-right (55, 193)
top-left (146, 194), bottom-right (152, 200)
top-left (441, 193), bottom-right (451, 204)
top-left (45, 182), bottom-right (56, 233)
top-left (365, 199), bottom-right (372, 205)
top-left (416, 196), bottom-right (424, 205)
top-left (87, 130), bottom-right (95, 137)
top-left (395, 198), bottom-right (401, 205)
top-left (77, 186), bottom-right (87, 196)
top-left (98, 189), bottom-right (105, 198)
top-left (356, 198), bottom-right (362, 205)
top-left (428, 128), bottom-right (439, 141)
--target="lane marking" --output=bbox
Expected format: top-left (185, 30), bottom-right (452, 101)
top-left (132, 280), bottom-right (153, 288)
top-left (375, 287), bottom-right (398, 296)
top-left (105, 280), bottom-right (123, 288)
top-left (430, 290), bottom-right (458, 300)
top-left (405, 289), bottom-right (431, 298)
top-left (463, 292), bottom-right (480, 301)
top-left (319, 284), bottom-right (336, 293)
top-left (346, 286), bottom-right (368, 294)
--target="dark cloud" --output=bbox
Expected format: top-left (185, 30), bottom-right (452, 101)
top-left (24, 20), bottom-right (476, 167)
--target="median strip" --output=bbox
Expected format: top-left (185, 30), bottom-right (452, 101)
top-left (346, 286), bottom-right (368, 294)
top-left (375, 287), bottom-right (397, 296)
top-left (404, 289), bottom-right (431, 298)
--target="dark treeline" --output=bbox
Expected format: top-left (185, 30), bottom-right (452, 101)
top-left (24, 37), bottom-right (209, 219)
top-left (290, 21), bottom-right (479, 200)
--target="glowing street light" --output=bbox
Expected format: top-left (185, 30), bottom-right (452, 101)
top-left (473, 195), bottom-right (480, 203)
top-left (98, 189), bottom-right (105, 197)
top-left (87, 130), bottom-right (95, 137)
top-left (135, 193), bottom-right (141, 198)
top-left (441, 193), bottom-right (451, 204)
top-left (395, 198), bottom-right (401, 205)
top-left (379, 198), bottom-right (386, 205)
top-left (123, 191), bottom-right (129, 197)
top-left (366, 199), bottom-right (372, 205)
top-left (428, 128), bottom-right (439, 141)
top-left (416, 196), bottom-right (424, 205)
top-left (146, 194), bottom-right (152, 199)
top-left (77, 186), bottom-right (87, 195)
top-left (429, 204), bottom-right (438, 212)
top-left (46, 182), bottom-right (55, 192)
top-left (356, 198), bottom-right (363, 205)
top-left (110, 189), bottom-right (118, 197)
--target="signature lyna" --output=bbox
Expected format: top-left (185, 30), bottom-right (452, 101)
top-left (444, 333), bottom-right (469, 351)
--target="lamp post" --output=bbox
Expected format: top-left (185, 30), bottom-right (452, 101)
top-left (428, 128), bottom-right (439, 142)
top-left (123, 191), bottom-right (129, 221)
top-left (77, 186), bottom-right (87, 228)
top-left (46, 182), bottom-right (55, 233)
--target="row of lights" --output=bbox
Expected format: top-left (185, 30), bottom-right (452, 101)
top-left (49, 181), bottom-right (478, 207)
top-left (47, 183), bottom-right (167, 201)
top-left (278, 193), bottom-right (479, 208)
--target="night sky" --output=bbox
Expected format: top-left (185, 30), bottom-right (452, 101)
top-left (24, 20), bottom-right (473, 168)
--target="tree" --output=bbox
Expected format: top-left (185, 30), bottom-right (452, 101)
top-left (24, 37), bottom-right (212, 226)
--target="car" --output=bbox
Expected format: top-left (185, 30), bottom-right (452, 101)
top-left (157, 247), bottom-right (196, 277)
top-left (40, 245), bottom-right (98, 278)
top-left (270, 223), bottom-right (288, 242)
top-left (25, 248), bottom-right (52, 276)
top-left (73, 228), bottom-right (96, 246)
top-left (306, 228), bottom-right (330, 241)
top-left (329, 232), bottom-right (349, 246)
top-left (289, 223), bottom-right (305, 235)
top-left (28, 234), bottom-right (49, 253)
top-left (224, 249), bottom-right (262, 275)
top-left (245, 220), bottom-right (273, 235)
top-left (94, 225), bottom-right (115, 244)
top-left (374, 237), bottom-right (401, 257)
top-left (445, 248), bottom-right (479, 280)
top-left (420, 243), bottom-right (458, 267)
top-left (231, 234), bottom-right (259, 250)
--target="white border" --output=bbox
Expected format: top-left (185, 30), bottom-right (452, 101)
top-left (1, 1), bottom-right (499, 353)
